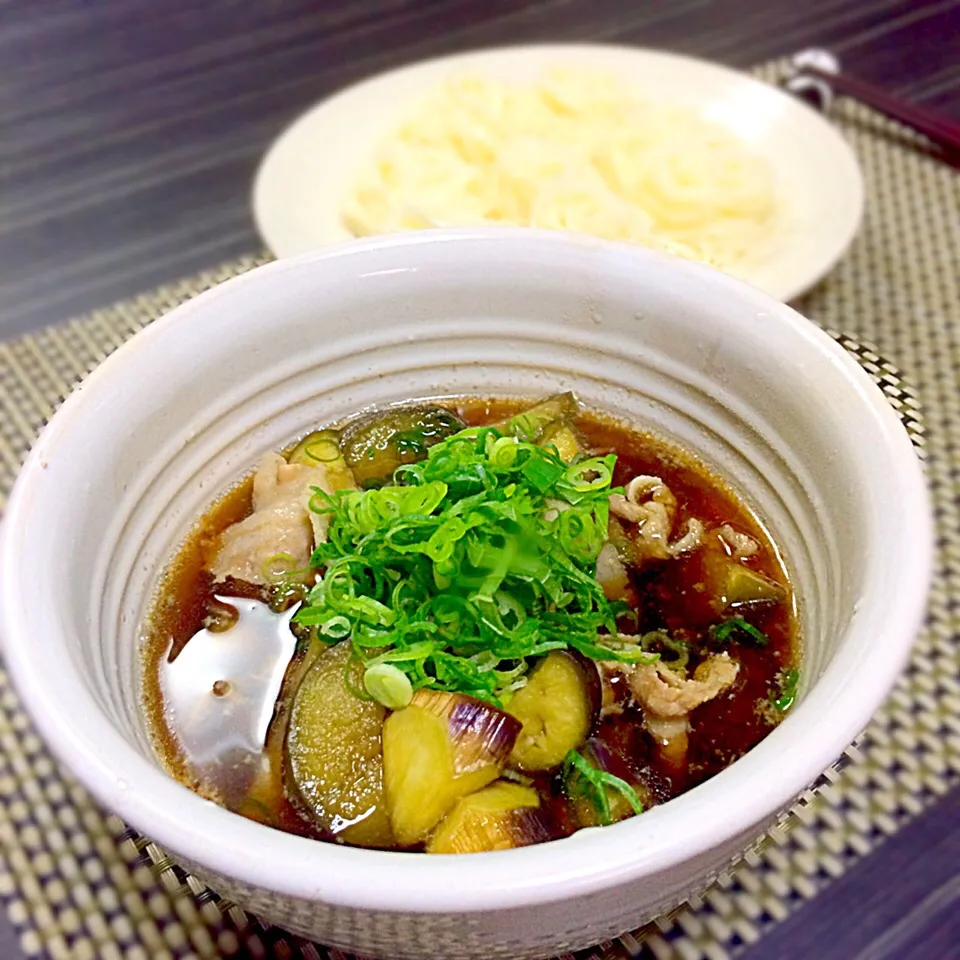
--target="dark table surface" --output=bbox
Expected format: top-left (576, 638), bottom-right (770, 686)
top-left (2, 0), bottom-right (959, 340)
top-left (2, 2), bottom-right (960, 959)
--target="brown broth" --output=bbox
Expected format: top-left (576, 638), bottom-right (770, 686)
top-left (142, 397), bottom-right (798, 846)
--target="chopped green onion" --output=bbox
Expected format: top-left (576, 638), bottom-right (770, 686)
top-left (563, 457), bottom-right (614, 492)
top-left (562, 749), bottom-right (644, 826)
top-left (710, 617), bottom-right (769, 647)
top-left (295, 414), bottom-right (624, 704)
top-left (521, 455), bottom-right (566, 493)
top-left (303, 434), bottom-right (342, 463)
top-left (488, 435), bottom-right (521, 469)
top-left (261, 552), bottom-right (300, 583)
top-left (641, 630), bottom-right (690, 671)
top-left (502, 412), bottom-right (539, 441)
top-left (772, 667), bottom-right (800, 711)
top-left (363, 663), bottom-right (414, 709)
top-left (319, 615), bottom-right (351, 640)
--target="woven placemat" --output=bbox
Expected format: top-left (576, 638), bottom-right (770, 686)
top-left (0, 60), bottom-right (958, 960)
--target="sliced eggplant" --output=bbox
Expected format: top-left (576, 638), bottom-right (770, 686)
top-left (540, 421), bottom-right (582, 463)
top-left (382, 691), bottom-right (521, 845)
top-left (411, 689), bottom-right (521, 775)
top-left (703, 551), bottom-right (785, 612)
top-left (427, 781), bottom-right (552, 854)
top-left (382, 704), bottom-right (458, 846)
top-left (340, 405), bottom-right (465, 487)
top-left (499, 392), bottom-right (579, 442)
top-left (285, 641), bottom-right (394, 848)
top-left (287, 429), bottom-right (356, 491)
top-left (506, 651), bottom-right (599, 772)
top-left (723, 564), bottom-right (786, 607)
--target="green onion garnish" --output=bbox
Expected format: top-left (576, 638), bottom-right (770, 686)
top-left (772, 667), bottom-right (800, 711)
top-left (261, 552), bottom-right (300, 582)
top-left (303, 435), bottom-right (342, 463)
top-left (295, 424), bottom-right (648, 705)
top-left (710, 617), bottom-right (769, 647)
top-left (562, 749), bottom-right (644, 825)
top-left (363, 663), bottom-right (414, 709)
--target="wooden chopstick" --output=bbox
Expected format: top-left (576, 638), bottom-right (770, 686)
top-left (800, 64), bottom-right (960, 155)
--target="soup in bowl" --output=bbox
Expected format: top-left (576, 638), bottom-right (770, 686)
top-left (0, 229), bottom-right (931, 960)
top-left (144, 391), bottom-right (799, 853)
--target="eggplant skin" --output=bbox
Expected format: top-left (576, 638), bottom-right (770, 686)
top-left (701, 550), bottom-right (785, 613)
top-left (383, 692), bottom-right (520, 846)
top-left (340, 405), bottom-right (464, 486)
top-left (427, 781), bottom-right (554, 854)
top-left (498, 392), bottom-right (580, 442)
top-left (411, 689), bottom-right (522, 776)
top-left (285, 642), bottom-right (394, 848)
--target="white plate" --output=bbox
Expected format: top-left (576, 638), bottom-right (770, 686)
top-left (253, 44), bottom-right (864, 302)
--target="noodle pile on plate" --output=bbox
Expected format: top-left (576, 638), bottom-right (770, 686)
top-left (340, 68), bottom-right (777, 270)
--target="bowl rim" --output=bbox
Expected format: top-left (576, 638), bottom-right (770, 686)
top-left (1, 228), bottom-right (932, 913)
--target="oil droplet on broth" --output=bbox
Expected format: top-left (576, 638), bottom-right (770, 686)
top-left (160, 596), bottom-right (297, 804)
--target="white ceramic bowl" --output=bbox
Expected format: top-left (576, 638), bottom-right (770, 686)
top-left (1, 229), bottom-right (931, 960)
